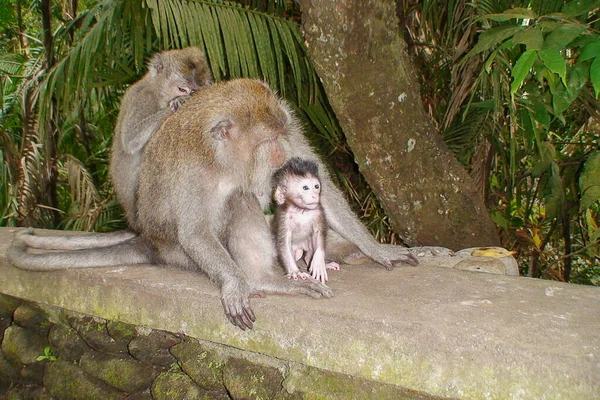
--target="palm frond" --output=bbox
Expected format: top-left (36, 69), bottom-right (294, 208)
top-left (37, 0), bottom-right (340, 160)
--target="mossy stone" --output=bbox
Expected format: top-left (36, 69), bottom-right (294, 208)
top-left (151, 371), bottom-right (208, 400)
top-left (223, 356), bottom-right (284, 400)
top-left (0, 294), bottom-right (21, 318)
top-left (48, 324), bottom-right (91, 361)
top-left (79, 351), bottom-right (159, 393)
top-left (106, 320), bottom-right (137, 342)
top-left (1, 325), bottom-right (49, 365)
top-left (68, 314), bottom-right (128, 354)
top-left (170, 340), bottom-right (226, 391)
top-left (129, 329), bottom-right (180, 368)
top-left (44, 360), bottom-right (126, 400)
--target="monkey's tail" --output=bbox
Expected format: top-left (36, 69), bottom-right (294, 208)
top-left (16, 228), bottom-right (138, 250)
top-left (7, 234), bottom-right (154, 271)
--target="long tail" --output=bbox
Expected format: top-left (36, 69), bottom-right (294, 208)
top-left (7, 233), bottom-right (154, 271)
top-left (17, 228), bottom-right (138, 250)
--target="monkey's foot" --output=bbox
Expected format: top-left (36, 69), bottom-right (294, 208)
top-left (326, 262), bottom-right (340, 271)
top-left (287, 271), bottom-right (311, 280)
top-left (369, 245), bottom-right (420, 270)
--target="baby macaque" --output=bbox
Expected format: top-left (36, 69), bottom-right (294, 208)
top-left (273, 157), bottom-right (340, 283)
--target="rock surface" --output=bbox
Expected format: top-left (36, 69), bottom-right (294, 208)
top-left (1, 228), bottom-right (598, 399)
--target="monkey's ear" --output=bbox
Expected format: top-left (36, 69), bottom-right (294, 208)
top-left (274, 187), bottom-right (285, 205)
top-left (209, 118), bottom-right (234, 141)
top-left (148, 53), bottom-right (165, 75)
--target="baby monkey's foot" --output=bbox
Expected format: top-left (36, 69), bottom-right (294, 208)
top-left (326, 262), bottom-right (340, 271)
top-left (287, 271), bottom-right (312, 280)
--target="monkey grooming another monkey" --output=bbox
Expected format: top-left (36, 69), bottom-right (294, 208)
top-left (111, 46), bottom-right (213, 231)
top-left (273, 157), bottom-right (340, 283)
top-left (8, 47), bottom-right (213, 257)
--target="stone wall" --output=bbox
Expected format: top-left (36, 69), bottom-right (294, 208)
top-left (0, 294), bottom-right (432, 399)
top-left (1, 228), bottom-right (599, 399)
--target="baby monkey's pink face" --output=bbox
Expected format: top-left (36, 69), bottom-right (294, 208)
top-left (288, 175), bottom-right (321, 210)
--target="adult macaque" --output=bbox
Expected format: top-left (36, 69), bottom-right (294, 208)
top-left (273, 157), bottom-right (340, 283)
top-left (135, 79), bottom-right (332, 329)
top-left (111, 46), bottom-right (213, 230)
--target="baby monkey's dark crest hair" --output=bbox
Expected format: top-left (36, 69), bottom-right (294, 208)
top-left (272, 157), bottom-right (320, 189)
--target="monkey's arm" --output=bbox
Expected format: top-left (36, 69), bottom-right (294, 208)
top-left (121, 108), bottom-right (172, 154)
top-left (319, 178), bottom-right (418, 268)
top-left (176, 220), bottom-right (255, 330)
top-left (307, 227), bottom-right (330, 283)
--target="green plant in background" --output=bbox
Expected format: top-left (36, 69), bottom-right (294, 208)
top-left (403, 0), bottom-right (600, 283)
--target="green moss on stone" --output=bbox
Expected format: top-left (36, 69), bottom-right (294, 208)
top-left (170, 340), bottom-right (225, 391)
top-left (223, 356), bottom-right (284, 400)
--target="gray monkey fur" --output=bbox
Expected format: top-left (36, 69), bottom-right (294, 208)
top-left (111, 47), bottom-right (212, 231)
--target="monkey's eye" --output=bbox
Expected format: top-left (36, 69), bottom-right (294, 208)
top-left (315, 184), bottom-right (320, 189)
top-left (303, 186), bottom-right (309, 190)
top-left (178, 86), bottom-right (189, 93)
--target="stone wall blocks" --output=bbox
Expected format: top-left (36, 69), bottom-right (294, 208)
top-left (1, 325), bottom-right (49, 366)
top-left (0, 294), bottom-right (21, 318)
top-left (129, 330), bottom-right (180, 368)
top-left (68, 314), bottom-right (129, 354)
top-left (44, 360), bottom-right (127, 400)
top-left (107, 320), bottom-right (138, 342)
top-left (222, 356), bottom-right (285, 400)
top-left (151, 371), bottom-right (210, 400)
top-left (170, 340), bottom-right (226, 391)
top-left (79, 351), bottom-right (160, 393)
top-left (48, 324), bottom-right (91, 361)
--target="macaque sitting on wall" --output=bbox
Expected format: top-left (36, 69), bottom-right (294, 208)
top-left (273, 157), bottom-right (340, 283)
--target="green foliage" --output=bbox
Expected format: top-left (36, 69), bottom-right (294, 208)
top-left (36, 346), bottom-right (57, 361)
top-left (403, 0), bottom-right (600, 283)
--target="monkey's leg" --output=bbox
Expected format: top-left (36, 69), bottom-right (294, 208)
top-left (7, 234), bottom-right (153, 271)
top-left (15, 228), bottom-right (137, 250)
top-left (225, 192), bottom-right (333, 298)
top-left (165, 205), bottom-right (256, 330)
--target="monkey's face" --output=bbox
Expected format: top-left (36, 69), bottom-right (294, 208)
top-left (287, 175), bottom-right (321, 210)
top-left (168, 77), bottom-right (201, 97)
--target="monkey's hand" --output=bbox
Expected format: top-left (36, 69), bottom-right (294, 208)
top-left (287, 271), bottom-right (311, 280)
top-left (169, 95), bottom-right (192, 112)
top-left (309, 262), bottom-right (329, 283)
top-left (221, 280), bottom-right (255, 330)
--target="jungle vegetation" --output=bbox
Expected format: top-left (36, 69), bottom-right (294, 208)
top-left (0, 0), bottom-right (598, 284)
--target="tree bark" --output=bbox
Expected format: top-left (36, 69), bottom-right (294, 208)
top-left (40, 0), bottom-right (60, 226)
top-left (297, 0), bottom-right (500, 249)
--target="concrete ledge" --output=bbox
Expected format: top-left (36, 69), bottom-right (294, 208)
top-left (1, 228), bottom-right (599, 399)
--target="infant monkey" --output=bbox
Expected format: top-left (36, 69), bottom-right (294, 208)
top-left (273, 157), bottom-right (340, 283)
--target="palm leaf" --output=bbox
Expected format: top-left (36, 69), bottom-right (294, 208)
top-left (37, 0), bottom-right (339, 153)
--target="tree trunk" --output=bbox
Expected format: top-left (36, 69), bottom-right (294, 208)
top-left (40, 0), bottom-right (60, 226)
top-left (297, 0), bottom-right (500, 250)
